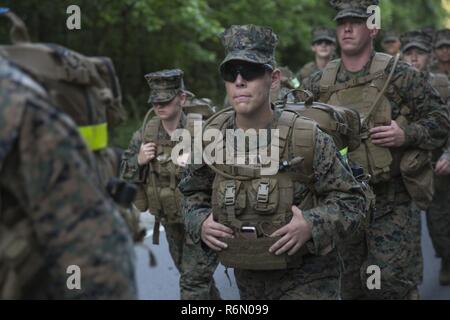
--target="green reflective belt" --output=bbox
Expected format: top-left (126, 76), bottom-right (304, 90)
top-left (78, 123), bottom-right (108, 151)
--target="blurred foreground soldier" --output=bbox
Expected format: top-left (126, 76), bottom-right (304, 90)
top-left (381, 31), bottom-right (401, 56)
top-left (430, 29), bottom-right (450, 78)
top-left (297, 27), bottom-right (336, 84)
top-left (180, 24), bottom-right (366, 300)
top-left (402, 30), bottom-right (450, 286)
top-left (0, 9), bottom-right (145, 243)
top-left (303, 0), bottom-right (450, 299)
top-left (0, 54), bottom-right (136, 299)
top-left (120, 70), bottom-right (220, 300)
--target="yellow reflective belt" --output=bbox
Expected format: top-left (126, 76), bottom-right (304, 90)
top-left (78, 123), bottom-right (108, 151)
top-left (339, 147), bottom-right (348, 157)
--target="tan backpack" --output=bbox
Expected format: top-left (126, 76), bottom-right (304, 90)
top-left (0, 11), bottom-right (125, 154)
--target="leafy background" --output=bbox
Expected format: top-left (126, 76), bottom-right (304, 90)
top-left (2, 0), bottom-right (449, 147)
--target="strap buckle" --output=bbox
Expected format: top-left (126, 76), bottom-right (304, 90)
top-left (224, 184), bottom-right (236, 206)
top-left (256, 182), bottom-right (270, 203)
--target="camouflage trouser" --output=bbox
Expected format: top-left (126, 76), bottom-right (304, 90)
top-left (234, 254), bottom-right (340, 300)
top-left (340, 187), bottom-right (423, 300)
top-left (163, 222), bottom-right (221, 300)
top-left (427, 173), bottom-right (450, 261)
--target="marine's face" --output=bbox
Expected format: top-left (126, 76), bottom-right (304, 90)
top-left (153, 92), bottom-right (185, 121)
top-left (222, 61), bottom-right (280, 116)
top-left (403, 48), bottom-right (430, 71)
top-left (382, 39), bottom-right (401, 55)
top-left (312, 40), bottom-right (336, 59)
top-left (435, 45), bottom-right (450, 63)
top-left (336, 17), bottom-right (377, 56)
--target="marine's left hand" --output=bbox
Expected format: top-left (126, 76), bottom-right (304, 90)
top-left (370, 120), bottom-right (406, 147)
top-left (269, 206), bottom-right (312, 256)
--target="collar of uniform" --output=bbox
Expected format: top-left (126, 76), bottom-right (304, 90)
top-left (337, 50), bottom-right (376, 82)
top-left (225, 105), bottom-right (281, 150)
top-left (158, 112), bottom-right (187, 141)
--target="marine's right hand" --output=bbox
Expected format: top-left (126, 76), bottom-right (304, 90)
top-left (138, 142), bottom-right (157, 165)
top-left (201, 213), bottom-right (234, 251)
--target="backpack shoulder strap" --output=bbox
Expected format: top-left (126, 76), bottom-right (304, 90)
top-left (319, 59), bottom-right (341, 88)
top-left (430, 73), bottom-right (449, 102)
top-left (141, 111), bottom-right (160, 144)
top-left (369, 52), bottom-right (392, 74)
top-left (185, 112), bottom-right (203, 136)
top-left (291, 116), bottom-right (317, 180)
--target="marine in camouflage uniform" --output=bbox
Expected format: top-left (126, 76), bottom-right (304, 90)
top-left (180, 24), bottom-right (367, 300)
top-left (0, 55), bottom-right (136, 299)
top-left (303, 0), bottom-right (450, 299)
top-left (404, 30), bottom-right (450, 286)
top-left (271, 66), bottom-right (300, 104)
top-left (296, 27), bottom-right (337, 85)
top-left (120, 70), bottom-right (220, 300)
top-left (381, 31), bottom-right (401, 56)
top-left (429, 29), bottom-right (450, 78)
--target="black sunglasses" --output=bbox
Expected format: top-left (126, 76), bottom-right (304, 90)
top-left (220, 62), bottom-right (273, 82)
top-left (313, 40), bottom-right (334, 46)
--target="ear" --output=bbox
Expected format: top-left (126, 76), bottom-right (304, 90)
top-left (369, 28), bottom-right (379, 40)
top-left (311, 45), bottom-right (316, 53)
top-left (270, 69), bottom-right (281, 90)
top-left (179, 92), bottom-right (187, 106)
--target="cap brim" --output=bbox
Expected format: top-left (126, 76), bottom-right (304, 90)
top-left (220, 50), bottom-right (273, 70)
top-left (435, 40), bottom-right (450, 49)
top-left (148, 89), bottom-right (178, 104)
top-left (402, 43), bottom-right (431, 53)
top-left (334, 11), bottom-right (369, 21)
top-left (383, 36), bottom-right (399, 43)
top-left (312, 36), bottom-right (336, 44)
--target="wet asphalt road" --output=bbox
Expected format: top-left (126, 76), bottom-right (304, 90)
top-left (135, 212), bottom-right (450, 300)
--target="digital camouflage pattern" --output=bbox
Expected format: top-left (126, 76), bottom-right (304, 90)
top-left (220, 24), bottom-right (278, 68)
top-left (303, 51), bottom-right (450, 299)
top-left (145, 69), bottom-right (185, 104)
top-left (382, 31), bottom-right (400, 43)
top-left (0, 57), bottom-right (136, 299)
top-left (433, 29), bottom-right (450, 49)
top-left (120, 111), bottom-right (220, 300)
top-left (401, 30), bottom-right (433, 53)
top-left (329, 0), bottom-right (379, 21)
top-left (311, 27), bottom-right (336, 44)
top-left (179, 107), bottom-right (367, 300)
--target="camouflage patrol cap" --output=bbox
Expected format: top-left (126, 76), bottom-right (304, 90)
top-left (219, 24), bottom-right (278, 69)
top-left (311, 27), bottom-right (336, 44)
top-left (382, 31), bottom-right (400, 43)
top-left (144, 69), bottom-right (184, 104)
top-left (401, 30), bottom-right (432, 53)
top-left (330, 0), bottom-right (379, 21)
top-left (434, 29), bottom-right (450, 49)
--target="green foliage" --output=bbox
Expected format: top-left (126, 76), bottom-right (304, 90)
top-left (1, 0), bottom-right (448, 147)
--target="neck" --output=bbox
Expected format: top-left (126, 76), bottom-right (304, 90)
top-left (162, 112), bottom-right (182, 136)
top-left (341, 45), bottom-right (373, 72)
top-left (315, 55), bottom-right (330, 69)
top-left (236, 103), bottom-right (273, 131)
top-left (438, 61), bottom-right (450, 73)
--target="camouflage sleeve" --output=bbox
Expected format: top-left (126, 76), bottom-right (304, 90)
top-left (300, 70), bottom-right (323, 100)
top-left (20, 100), bottom-right (136, 299)
top-left (388, 61), bottom-right (450, 150)
top-left (178, 164), bottom-right (215, 244)
top-left (301, 129), bottom-right (366, 256)
top-left (439, 99), bottom-right (450, 161)
top-left (120, 129), bottom-right (147, 183)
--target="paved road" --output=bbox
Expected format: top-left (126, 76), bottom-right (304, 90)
top-left (135, 212), bottom-right (450, 300)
